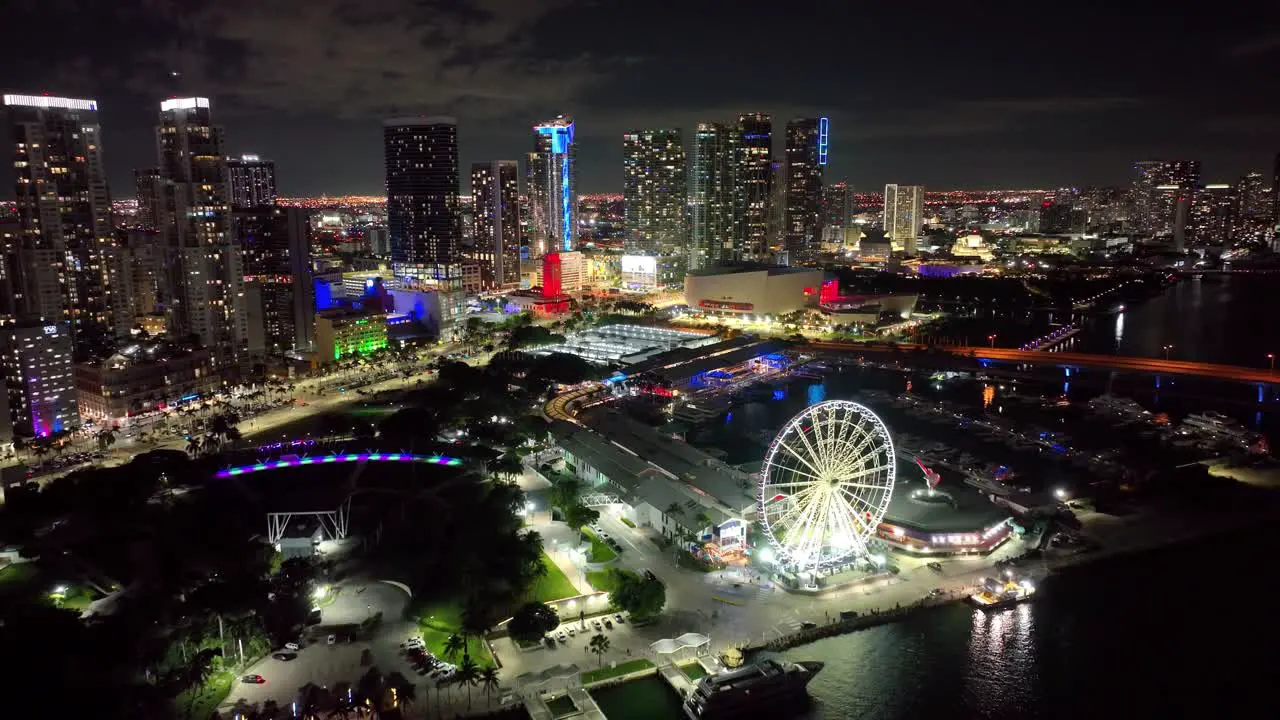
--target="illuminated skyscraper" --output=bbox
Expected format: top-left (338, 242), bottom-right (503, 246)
top-left (623, 128), bottom-right (687, 285)
top-left (471, 161), bottom-right (521, 290)
top-left (226, 154), bottom-right (278, 209)
top-left (2, 321), bottom-right (79, 438)
top-left (883, 184), bottom-right (924, 255)
top-left (1189, 184), bottom-right (1235, 246)
top-left (734, 113), bottom-right (773, 261)
top-left (155, 97), bottom-right (249, 366)
top-left (383, 116), bottom-right (461, 275)
top-left (783, 117), bottom-right (826, 259)
top-left (529, 116), bottom-right (577, 254)
top-left (3, 94), bottom-right (116, 350)
top-left (1233, 171), bottom-right (1270, 242)
top-left (689, 122), bottom-right (735, 270)
top-left (134, 167), bottom-right (162, 230)
top-left (1131, 159), bottom-right (1200, 236)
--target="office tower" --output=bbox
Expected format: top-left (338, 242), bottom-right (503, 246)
top-left (783, 117), bottom-right (826, 259)
top-left (529, 116), bottom-right (577, 254)
top-left (154, 97), bottom-right (249, 366)
top-left (821, 181), bottom-right (851, 235)
top-left (2, 321), bottom-right (79, 438)
top-left (471, 161), bottom-right (521, 290)
top-left (1131, 159), bottom-right (1201, 236)
top-left (1272, 152), bottom-right (1280, 232)
top-left (1039, 195), bottom-right (1088, 234)
top-left (3, 94), bottom-right (116, 352)
top-left (883, 184), bottom-right (924, 255)
top-left (234, 206), bottom-right (314, 356)
top-left (383, 116), bottom-right (461, 279)
top-left (226, 154), bottom-right (278, 209)
top-left (623, 128), bottom-right (687, 285)
top-left (734, 113), bottom-right (773, 261)
top-left (767, 160), bottom-right (787, 254)
top-left (134, 167), bottom-right (162, 230)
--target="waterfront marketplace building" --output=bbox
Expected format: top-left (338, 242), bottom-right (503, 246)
top-left (876, 480), bottom-right (1013, 555)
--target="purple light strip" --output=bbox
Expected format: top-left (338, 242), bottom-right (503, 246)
top-left (215, 453), bottom-right (462, 478)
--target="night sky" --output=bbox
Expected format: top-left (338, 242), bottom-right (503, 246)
top-left (3, 0), bottom-right (1279, 196)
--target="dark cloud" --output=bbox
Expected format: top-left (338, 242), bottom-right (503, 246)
top-left (1, 1), bottom-right (1278, 194)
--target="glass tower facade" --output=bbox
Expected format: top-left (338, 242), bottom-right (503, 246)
top-left (784, 117), bottom-right (825, 260)
top-left (623, 128), bottom-right (687, 286)
top-left (471, 160), bottom-right (521, 290)
top-left (734, 113), bottom-right (773, 261)
top-left (529, 116), bottom-right (577, 254)
top-left (383, 116), bottom-right (461, 275)
top-left (689, 122), bottom-right (735, 270)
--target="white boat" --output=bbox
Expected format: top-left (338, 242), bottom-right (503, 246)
top-left (1181, 411), bottom-right (1252, 439)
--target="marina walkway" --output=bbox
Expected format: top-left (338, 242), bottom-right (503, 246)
top-left (660, 664), bottom-right (695, 698)
top-left (568, 687), bottom-right (607, 719)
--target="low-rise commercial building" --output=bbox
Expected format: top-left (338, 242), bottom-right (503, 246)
top-left (75, 343), bottom-right (220, 421)
top-left (314, 309), bottom-right (388, 364)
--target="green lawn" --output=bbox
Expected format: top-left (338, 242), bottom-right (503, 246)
top-left (586, 570), bottom-right (617, 593)
top-left (0, 563), bottom-right (40, 595)
top-left (526, 551), bottom-right (579, 602)
top-left (581, 528), bottom-right (618, 563)
top-left (175, 670), bottom-right (233, 720)
top-left (545, 694), bottom-right (578, 718)
top-left (580, 658), bottom-right (654, 685)
top-left (417, 601), bottom-right (494, 668)
top-left (680, 662), bottom-right (708, 680)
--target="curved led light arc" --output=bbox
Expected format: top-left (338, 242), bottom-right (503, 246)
top-left (215, 453), bottom-right (462, 478)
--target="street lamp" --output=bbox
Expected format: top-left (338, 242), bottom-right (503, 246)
top-left (1162, 344), bottom-right (1173, 361)
top-left (1268, 353), bottom-right (1275, 375)
top-left (987, 334), bottom-right (996, 349)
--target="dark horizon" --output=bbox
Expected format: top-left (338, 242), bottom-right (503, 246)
top-left (3, 1), bottom-right (1279, 197)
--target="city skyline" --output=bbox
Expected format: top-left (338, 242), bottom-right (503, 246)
top-left (2, 1), bottom-right (1279, 196)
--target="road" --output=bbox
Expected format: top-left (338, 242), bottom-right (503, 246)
top-left (806, 341), bottom-right (1280, 384)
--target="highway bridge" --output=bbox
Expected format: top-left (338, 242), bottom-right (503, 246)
top-left (806, 341), bottom-right (1279, 386)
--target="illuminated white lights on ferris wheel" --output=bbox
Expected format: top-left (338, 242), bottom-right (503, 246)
top-left (758, 400), bottom-right (896, 571)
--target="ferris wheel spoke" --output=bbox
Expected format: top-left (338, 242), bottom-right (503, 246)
top-left (789, 488), bottom-right (828, 561)
top-left (838, 485), bottom-right (884, 523)
top-left (764, 466), bottom-right (826, 486)
top-left (774, 438), bottom-right (827, 480)
top-left (791, 421), bottom-right (829, 476)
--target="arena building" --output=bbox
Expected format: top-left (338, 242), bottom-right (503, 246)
top-left (684, 266), bottom-right (826, 317)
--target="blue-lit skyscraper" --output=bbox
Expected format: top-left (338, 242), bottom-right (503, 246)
top-left (529, 116), bottom-right (577, 254)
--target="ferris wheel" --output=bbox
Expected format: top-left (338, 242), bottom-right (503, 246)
top-left (758, 400), bottom-right (897, 571)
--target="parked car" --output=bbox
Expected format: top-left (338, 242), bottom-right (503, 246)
top-left (271, 652), bottom-right (297, 661)
top-left (284, 642), bottom-right (300, 651)
top-left (241, 674), bottom-right (266, 684)
top-left (604, 619), bottom-right (613, 629)
top-left (592, 619), bottom-right (603, 631)
top-left (557, 631), bottom-right (567, 643)
top-left (614, 613), bottom-right (626, 624)
top-left (326, 634), bottom-right (337, 645)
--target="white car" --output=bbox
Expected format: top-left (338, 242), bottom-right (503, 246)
top-left (284, 642), bottom-right (300, 652)
top-left (566, 626), bottom-right (576, 637)
top-left (401, 638), bottom-right (424, 650)
top-left (592, 619), bottom-right (603, 631)
top-left (556, 631), bottom-right (567, 643)
top-left (326, 634), bottom-right (337, 645)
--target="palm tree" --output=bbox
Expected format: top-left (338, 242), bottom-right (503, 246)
top-left (588, 633), bottom-right (611, 667)
top-left (384, 671), bottom-right (416, 712)
top-left (479, 666), bottom-right (501, 707)
top-left (455, 657), bottom-right (481, 710)
top-left (185, 436), bottom-right (202, 457)
top-left (663, 502), bottom-right (684, 538)
top-left (444, 632), bottom-right (467, 661)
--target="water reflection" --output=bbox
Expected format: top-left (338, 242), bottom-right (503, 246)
top-left (1114, 310), bottom-right (1125, 347)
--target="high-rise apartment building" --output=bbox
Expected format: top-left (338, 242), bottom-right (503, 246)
top-left (383, 116), bottom-right (461, 278)
top-left (623, 128), bottom-right (687, 286)
top-left (134, 167), bottom-right (162, 230)
top-left (689, 123), bottom-right (735, 271)
top-left (3, 94), bottom-right (116, 351)
top-left (1232, 171), bottom-right (1271, 242)
top-left (884, 184), bottom-right (924, 255)
top-left (3, 321), bottom-right (78, 438)
top-left (234, 206), bottom-right (314, 356)
top-left (821, 181), bottom-right (851, 235)
top-left (1131, 160), bottom-right (1201, 236)
top-left (529, 116), bottom-right (577, 255)
top-left (470, 161), bottom-right (521, 290)
top-left (226, 154), bottom-right (278, 209)
top-left (154, 97), bottom-right (249, 367)
top-left (783, 117), bottom-right (826, 259)
top-left (734, 113), bottom-right (773, 261)
top-left (1189, 184), bottom-right (1236, 246)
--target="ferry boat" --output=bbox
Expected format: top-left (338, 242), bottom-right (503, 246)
top-left (969, 572), bottom-right (1037, 611)
top-left (683, 658), bottom-right (824, 720)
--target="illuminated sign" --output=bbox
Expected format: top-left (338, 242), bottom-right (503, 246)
top-left (160, 97), bottom-right (210, 112)
top-left (620, 255), bottom-right (657, 275)
top-left (699, 300), bottom-right (754, 311)
top-left (3, 94), bottom-right (98, 111)
top-left (818, 117), bottom-right (829, 166)
top-left (42, 325), bottom-right (58, 335)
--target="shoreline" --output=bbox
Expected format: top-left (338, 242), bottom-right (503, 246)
top-left (747, 493), bottom-right (1280, 655)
